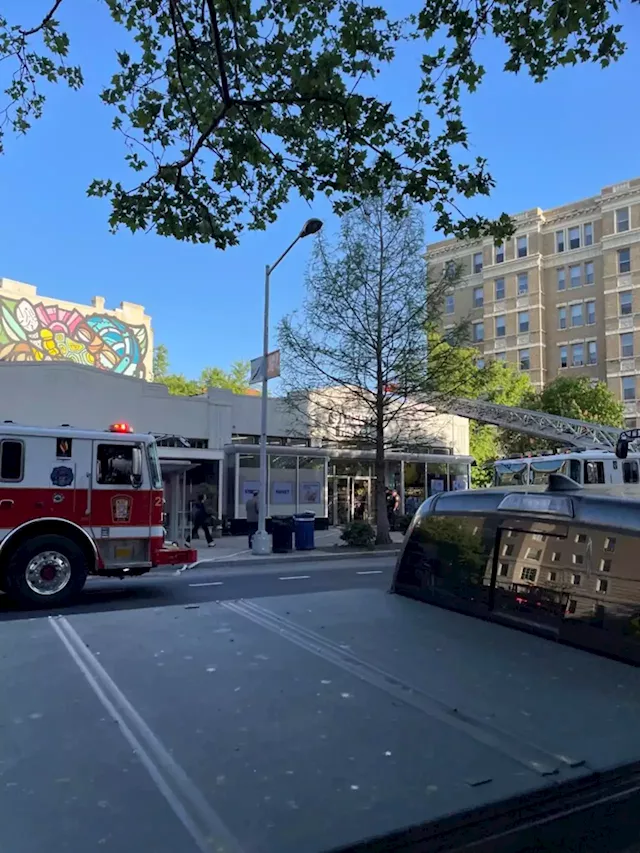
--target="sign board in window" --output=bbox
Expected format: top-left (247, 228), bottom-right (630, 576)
top-left (241, 480), bottom-right (261, 503)
top-left (300, 482), bottom-right (321, 504)
top-left (271, 481), bottom-right (293, 504)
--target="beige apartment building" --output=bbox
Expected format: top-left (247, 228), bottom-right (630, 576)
top-left (427, 177), bottom-right (640, 427)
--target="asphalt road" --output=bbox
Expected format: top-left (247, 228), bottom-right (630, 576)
top-left (0, 556), bottom-right (396, 622)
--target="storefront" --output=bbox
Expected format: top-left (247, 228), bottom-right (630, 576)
top-left (225, 445), bottom-right (473, 532)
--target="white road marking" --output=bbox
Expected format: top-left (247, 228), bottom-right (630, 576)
top-left (278, 575), bottom-right (311, 581)
top-left (189, 582), bottom-right (224, 588)
top-left (48, 616), bottom-right (244, 853)
top-left (356, 570), bottom-right (383, 575)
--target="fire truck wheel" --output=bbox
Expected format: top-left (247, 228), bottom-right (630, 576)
top-left (5, 534), bottom-right (88, 607)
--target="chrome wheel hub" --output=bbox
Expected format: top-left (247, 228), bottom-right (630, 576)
top-left (25, 551), bottom-right (72, 596)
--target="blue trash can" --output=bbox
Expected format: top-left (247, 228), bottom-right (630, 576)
top-left (294, 512), bottom-right (315, 551)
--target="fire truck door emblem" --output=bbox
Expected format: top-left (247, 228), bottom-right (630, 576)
top-left (111, 495), bottom-right (133, 523)
top-left (51, 466), bottom-right (74, 487)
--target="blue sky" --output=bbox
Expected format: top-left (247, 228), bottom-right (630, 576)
top-left (1, 2), bottom-right (638, 378)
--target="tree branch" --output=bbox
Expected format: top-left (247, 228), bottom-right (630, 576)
top-left (20, 0), bottom-right (65, 37)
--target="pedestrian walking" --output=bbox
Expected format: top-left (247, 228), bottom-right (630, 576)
top-left (191, 494), bottom-right (215, 547)
top-left (246, 491), bottom-right (259, 548)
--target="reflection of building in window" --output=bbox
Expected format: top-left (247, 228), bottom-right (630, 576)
top-left (596, 578), bottom-right (609, 594)
top-left (96, 443), bottom-right (135, 485)
top-left (525, 547), bottom-right (542, 560)
top-left (605, 537), bottom-right (616, 552)
top-left (503, 543), bottom-right (514, 556)
top-left (575, 533), bottom-right (587, 544)
top-left (499, 562), bottom-right (509, 576)
top-left (600, 559), bottom-right (611, 573)
top-left (572, 554), bottom-right (584, 565)
top-left (532, 533), bottom-right (546, 542)
top-left (552, 551), bottom-right (561, 562)
top-left (521, 567), bottom-right (537, 582)
top-left (548, 571), bottom-right (557, 582)
top-left (571, 574), bottom-right (581, 586)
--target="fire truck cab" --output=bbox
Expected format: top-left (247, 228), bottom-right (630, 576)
top-left (0, 420), bottom-right (195, 607)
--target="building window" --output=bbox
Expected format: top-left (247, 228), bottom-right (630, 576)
top-left (495, 315), bottom-right (506, 338)
top-left (525, 547), bottom-right (542, 560)
top-left (616, 207), bottom-right (630, 233)
top-left (445, 294), bottom-right (455, 314)
top-left (587, 341), bottom-right (597, 365)
top-left (585, 261), bottom-right (594, 285)
top-left (502, 543), bottom-right (514, 557)
top-left (586, 300), bottom-right (596, 325)
top-left (517, 272), bottom-right (529, 295)
top-left (596, 578), bottom-right (609, 594)
top-left (476, 358), bottom-right (485, 369)
top-left (559, 345), bottom-right (568, 368)
top-left (558, 306), bottom-right (567, 330)
top-left (519, 348), bottom-right (530, 371)
top-left (600, 559), bottom-right (611, 572)
top-left (572, 342), bottom-right (584, 367)
top-left (532, 533), bottom-right (546, 542)
top-left (517, 236), bottom-right (527, 258)
top-left (521, 567), bottom-right (537, 582)
top-left (548, 571), bottom-right (557, 582)
top-left (570, 573), bottom-right (581, 586)
top-left (552, 551), bottom-right (561, 562)
top-left (568, 599), bottom-right (577, 614)
top-left (572, 553), bottom-right (584, 565)
top-left (495, 244), bottom-right (505, 264)
top-left (568, 226), bottom-right (581, 250)
top-left (0, 439), bottom-right (24, 482)
top-left (570, 303), bottom-right (583, 327)
top-left (473, 321), bottom-right (484, 342)
top-left (619, 247), bottom-right (631, 274)
top-left (604, 537), bottom-right (616, 553)
top-left (473, 286), bottom-right (484, 308)
top-left (619, 290), bottom-right (633, 316)
top-left (518, 311), bottom-right (529, 333)
top-left (622, 375), bottom-right (636, 401)
top-left (495, 351), bottom-right (506, 362)
top-left (499, 562), bottom-right (509, 577)
top-left (575, 533), bottom-right (587, 544)
top-left (556, 230), bottom-right (565, 253)
top-left (473, 252), bottom-right (483, 274)
top-left (584, 222), bottom-right (594, 246)
top-left (621, 332), bottom-right (634, 358)
top-left (494, 277), bottom-right (505, 300)
top-left (570, 265), bottom-right (581, 288)
top-left (557, 268), bottom-right (566, 290)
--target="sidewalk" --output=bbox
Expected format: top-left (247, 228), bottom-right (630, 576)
top-left (174, 527), bottom-right (403, 570)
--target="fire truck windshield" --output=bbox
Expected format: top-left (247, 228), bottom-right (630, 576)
top-left (146, 440), bottom-right (163, 489)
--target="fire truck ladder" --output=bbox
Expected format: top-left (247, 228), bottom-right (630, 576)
top-left (440, 396), bottom-right (640, 454)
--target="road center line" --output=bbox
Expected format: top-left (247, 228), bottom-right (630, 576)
top-left (48, 616), bottom-right (244, 853)
top-left (356, 570), bottom-right (383, 575)
top-left (278, 575), bottom-right (311, 581)
top-left (189, 581), bottom-right (224, 587)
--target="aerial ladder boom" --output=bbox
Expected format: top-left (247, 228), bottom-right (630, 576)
top-left (439, 396), bottom-right (640, 454)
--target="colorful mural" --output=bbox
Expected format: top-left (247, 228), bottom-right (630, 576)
top-left (0, 297), bottom-right (148, 378)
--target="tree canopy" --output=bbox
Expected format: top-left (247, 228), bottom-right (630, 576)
top-left (0, 0), bottom-right (634, 247)
top-left (153, 344), bottom-right (251, 395)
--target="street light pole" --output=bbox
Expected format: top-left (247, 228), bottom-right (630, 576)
top-left (252, 218), bottom-right (323, 555)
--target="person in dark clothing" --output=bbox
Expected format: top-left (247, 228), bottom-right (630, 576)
top-left (191, 494), bottom-right (215, 547)
top-left (246, 491), bottom-right (259, 548)
top-left (386, 487), bottom-right (400, 531)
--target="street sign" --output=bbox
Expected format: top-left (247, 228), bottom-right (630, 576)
top-left (250, 349), bottom-right (281, 384)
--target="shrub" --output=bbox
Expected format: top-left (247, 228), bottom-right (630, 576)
top-left (395, 513), bottom-right (415, 534)
top-left (341, 520), bottom-right (376, 548)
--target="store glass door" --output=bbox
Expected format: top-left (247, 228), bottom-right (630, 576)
top-left (329, 476), bottom-right (351, 525)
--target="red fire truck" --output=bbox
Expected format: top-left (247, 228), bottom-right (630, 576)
top-left (0, 420), bottom-right (196, 607)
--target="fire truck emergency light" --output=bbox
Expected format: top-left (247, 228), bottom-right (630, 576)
top-left (109, 422), bottom-right (134, 433)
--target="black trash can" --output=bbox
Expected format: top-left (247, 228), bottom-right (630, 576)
top-left (294, 512), bottom-right (316, 551)
top-left (271, 515), bottom-right (294, 553)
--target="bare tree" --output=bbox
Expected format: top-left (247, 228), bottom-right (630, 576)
top-left (278, 192), bottom-right (474, 545)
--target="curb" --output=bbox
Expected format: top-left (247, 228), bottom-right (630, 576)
top-left (177, 547), bottom-right (401, 572)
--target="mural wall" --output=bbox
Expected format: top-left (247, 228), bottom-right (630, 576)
top-left (0, 296), bottom-right (149, 379)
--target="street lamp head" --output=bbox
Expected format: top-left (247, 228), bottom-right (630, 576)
top-left (300, 218), bottom-right (323, 238)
